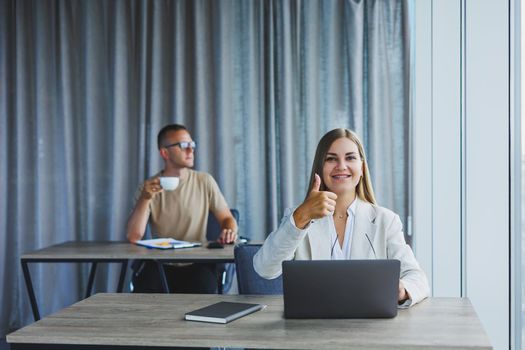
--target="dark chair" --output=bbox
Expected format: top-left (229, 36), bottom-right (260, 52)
top-left (234, 244), bottom-right (283, 295)
top-left (207, 208), bottom-right (240, 294)
top-left (206, 208), bottom-right (240, 241)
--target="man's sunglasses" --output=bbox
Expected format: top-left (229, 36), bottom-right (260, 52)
top-left (163, 141), bottom-right (196, 150)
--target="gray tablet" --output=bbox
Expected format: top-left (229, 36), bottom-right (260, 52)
top-left (282, 259), bottom-right (400, 318)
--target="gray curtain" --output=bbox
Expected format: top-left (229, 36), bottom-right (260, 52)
top-left (0, 0), bottom-right (410, 335)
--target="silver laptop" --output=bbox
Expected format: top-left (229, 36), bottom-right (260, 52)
top-left (282, 259), bottom-right (400, 318)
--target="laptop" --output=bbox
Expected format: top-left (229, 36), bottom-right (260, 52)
top-left (282, 259), bottom-right (400, 319)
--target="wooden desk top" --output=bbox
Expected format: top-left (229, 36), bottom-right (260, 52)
top-left (7, 293), bottom-right (492, 349)
top-left (21, 241), bottom-right (235, 262)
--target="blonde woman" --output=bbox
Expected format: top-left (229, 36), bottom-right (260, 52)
top-left (254, 128), bottom-right (429, 307)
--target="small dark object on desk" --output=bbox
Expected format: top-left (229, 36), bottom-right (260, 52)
top-left (207, 241), bottom-right (224, 249)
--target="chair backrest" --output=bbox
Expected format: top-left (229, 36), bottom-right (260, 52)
top-left (234, 244), bottom-right (283, 295)
top-left (206, 208), bottom-right (240, 241)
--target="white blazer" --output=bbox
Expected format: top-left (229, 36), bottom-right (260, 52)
top-left (253, 198), bottom-right (430, 307)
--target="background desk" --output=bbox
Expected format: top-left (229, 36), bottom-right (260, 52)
top-left (7, 293), bottom-right (492, 350)
top-left (21, 241), bottom-right (235, 321)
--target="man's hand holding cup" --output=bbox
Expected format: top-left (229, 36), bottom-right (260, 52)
top-left (141, 177), bottom-right (163, 200)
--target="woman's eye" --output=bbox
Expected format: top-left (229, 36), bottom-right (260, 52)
top-left (347, 156), bottom-right (357, 161)
top-left (325, 157), bottom-right (336, 162)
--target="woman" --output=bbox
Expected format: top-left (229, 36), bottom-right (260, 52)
top-left (254, 128), bottom-right (429, 307)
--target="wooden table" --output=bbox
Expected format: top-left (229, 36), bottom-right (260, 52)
top-left (21, 241), bottom-right (235, 321)
top-left (7, 293), bottom-right (492, 350)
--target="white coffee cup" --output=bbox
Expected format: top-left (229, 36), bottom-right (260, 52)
top-left (159, 177), bottom-right (179, 191)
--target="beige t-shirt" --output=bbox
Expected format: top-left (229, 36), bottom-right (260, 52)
top-left (134, 169), bottom-right (229, 243)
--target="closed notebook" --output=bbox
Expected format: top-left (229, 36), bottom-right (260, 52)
top-left (184, 302), bottom-right (265, 324)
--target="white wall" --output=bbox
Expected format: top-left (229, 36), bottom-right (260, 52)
top-left (464, 2), bottom-right (510, 350)
top-left (412, 1), bottom-right (511, 349)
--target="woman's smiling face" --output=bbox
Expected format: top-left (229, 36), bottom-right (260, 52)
top-left (322, 137), bottom-right (363, 194)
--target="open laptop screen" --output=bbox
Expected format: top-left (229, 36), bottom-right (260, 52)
top-left (282, 259), bottom-right (400, 318)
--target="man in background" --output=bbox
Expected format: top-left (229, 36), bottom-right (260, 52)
top-left (126, 123), bottom-right (237, 293)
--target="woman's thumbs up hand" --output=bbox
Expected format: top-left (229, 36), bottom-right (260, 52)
top-left (292, 174), bottom-right (337, 229)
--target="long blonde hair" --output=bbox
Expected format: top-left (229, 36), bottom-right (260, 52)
top-left (305, 128), bottom-right (377, 204)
